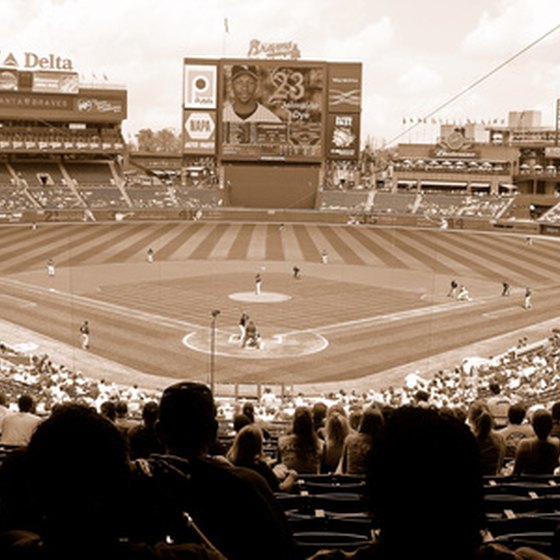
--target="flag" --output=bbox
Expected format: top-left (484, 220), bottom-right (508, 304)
top-left (103, 73), bottom-right (108, 81)
top-left (224, 17), bottom-right (229, 33)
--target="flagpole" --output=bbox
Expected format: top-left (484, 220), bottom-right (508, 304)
top-left (223, 17), bottom-right (229, 57)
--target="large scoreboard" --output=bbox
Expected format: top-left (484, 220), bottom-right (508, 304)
top-left (182, 57), bottom-right (362, 163)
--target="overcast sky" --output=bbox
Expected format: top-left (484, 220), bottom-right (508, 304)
top-left (3, 0), bottom-right (560, 147)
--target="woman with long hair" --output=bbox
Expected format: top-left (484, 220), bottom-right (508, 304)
top-left (338, 407), bottom-right (384, 475)
top-left (227, 423), bottom-right (297, 492)
top-left (278, 406), bottom-right (324, 474)
top-left (321, 411), bottom-right (350, 473)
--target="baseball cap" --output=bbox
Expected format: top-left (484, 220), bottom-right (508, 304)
top-left (231, 64), bottom-right (258, 82)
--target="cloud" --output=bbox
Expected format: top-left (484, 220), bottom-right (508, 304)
top-left (462, 0), bottom-right (560, 59)
top-left (398, 64), bottom-right (443, 94)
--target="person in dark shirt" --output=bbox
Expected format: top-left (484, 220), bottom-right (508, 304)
top-left (128, 401), bottom-right (164, 460)
top-left (131, 382), bottom-right (295, 560)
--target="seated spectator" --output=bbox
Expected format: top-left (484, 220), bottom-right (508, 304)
top-left (226, 424), bottom-right (296, 492)
top-left (486, 381), bottom-right (511, 429)
top-left (321, 411), bottom-right (350, 473)
top-left (0, 403), bottom-right (221, 559)
top-left (308, 406), bottom-right (550, 560)
top-left (0, 392), bottom-right (9, 432)
top-left (128, 401), bottom-right (164, 460)
top-left (0, 395), bottom-right (42, 446)
top-left (469, 402), bottom-right (506, 475)
top-left (312, 401), bottom-right (328, 437)
top-left (550, 401), bottom-right (560, 438)
top-left (498, 403), bottom-right (534, 461)
top-left (232, 412), bottom-right (252, 434)
top-left (99, 400), bottom-right (116, 422)
top-left (347, 406), bottom-right (363, 432)
top-left (513, 409), bottom-right (560, 475)
top-left (114, 399), bottom-right (139, 434)
top-left (131, 381), bottom-right (295, 560)
top-left (338, 407), bottom-right (384, 475)
top-left (278, 406), bottom-right (325, 474)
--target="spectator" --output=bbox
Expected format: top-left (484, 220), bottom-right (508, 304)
top-left (347, 406), bottom-right (363, 432)
top-left (226, 424), bottom-right (296, 493)
top-left (131, 381), bottom-right (295, 560)
top-left (550, 401), bottom-right (560, 438)
top-left (0, 403), bottom-right (221, 559)
top-left (0, 392), bottom-right (9, 432)
top-left (513, 409), bottom-right (560, 475)
top-left (469, 402), bottom-right (506, 476)
top-left (114, 400), bottom-right (139, 435)
top-left (486, 381), bottom-right (511, 429)
top-left (312, 401), bottom-right (328, 437)
top-left (278, 406), bottom-right (325, 474)
top-left (498, 403), bottom-right (534, 461)
top-left (338, 407), bottom-right (384, 475)
top-left (309, 406), bottom-right (549, 560)
top-left (232, 412), bottom-right (252, 434)
top-left (128, 401), bottom-right (164, 460)
top-left (321, 411), bottom-right (350, 473)
top-left (0, 395), bottom-right (42, 446)
top-left (99, 400), bottom-right (116, 422)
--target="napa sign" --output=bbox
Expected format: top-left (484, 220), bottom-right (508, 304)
top-left (0, 50), bottom-right (74, 71)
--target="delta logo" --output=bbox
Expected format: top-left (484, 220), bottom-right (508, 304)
top-left (0, 51), bottom-right (74, 71)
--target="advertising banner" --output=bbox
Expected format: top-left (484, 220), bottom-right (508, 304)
top-left (0, 89), bottom-right (126, 122)
top-left (184, 64), bottom-right (218, 109)
top-left (220, 61), bottom-right (325, 161)
top-left (0, 68), bottom-right (18, 91)
top-left (327, 114), bottom-right (360, 159)
top-left (33, 71), bottom-right (79, 94)
top-left (183, 110), bottom-right (216, 154)
top-left (327, 63), bottom-right (362, 113)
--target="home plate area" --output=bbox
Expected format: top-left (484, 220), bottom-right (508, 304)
top-left (183, 288), bottom-right (328, 359)
top-left (183, 328), bottom-right (328, 359)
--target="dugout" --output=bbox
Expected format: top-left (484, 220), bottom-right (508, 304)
top-left (223, 163), bottom-right (319, 209)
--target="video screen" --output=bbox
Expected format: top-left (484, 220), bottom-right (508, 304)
top-left (220, 61), bottom-right (325, 161)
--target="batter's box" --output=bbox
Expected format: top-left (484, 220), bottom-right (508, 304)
top-left (183, 329), bottom-right (328, 359)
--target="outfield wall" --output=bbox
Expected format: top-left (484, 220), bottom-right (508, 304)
top-left (0, 207), bottom-right (543, 235)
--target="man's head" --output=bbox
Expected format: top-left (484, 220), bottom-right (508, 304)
top-left (231, 64), bottom-right (258, 82)
top-left (157, 382), bottom-right (218, 456)
top-left (532, 409), bottom-right (553, 441)
top-left (507, 403), bottom-right (527, 425)
top-left (368, 406), bottom-right (484, 559)
top-left (489, 381), bottom-right (501, 395)
top-left (26, 403), bottom-right (130, 540)
top-left (231, 64), bottom-right (259, 106)
top-left (18, 394), bottom-right (35, 413)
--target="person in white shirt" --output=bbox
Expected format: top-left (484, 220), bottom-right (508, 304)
top-left (222, 64), bottom-right (281, 124)
top-left (1, 394), bottom-right (42, 445)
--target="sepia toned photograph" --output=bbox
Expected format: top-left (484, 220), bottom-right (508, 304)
top-left (1, 1), bottom-right (560, 559)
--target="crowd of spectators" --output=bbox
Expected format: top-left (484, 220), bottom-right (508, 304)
top-left (1, 373), bottom-right (557, 558)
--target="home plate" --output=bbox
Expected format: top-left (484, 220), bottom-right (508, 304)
top-left (229, 292), bottom-right (292, 303)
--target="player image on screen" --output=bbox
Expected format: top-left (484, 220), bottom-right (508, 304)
top-left (220, 61), bottom-right (325, 160)
top-left (222, 64), bottom-right (282, 123)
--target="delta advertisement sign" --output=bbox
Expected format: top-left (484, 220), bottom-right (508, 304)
top-left (0, 50), bottom-right (74, 71)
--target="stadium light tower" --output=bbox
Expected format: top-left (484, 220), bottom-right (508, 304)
top-left (210, 310), bottom-right (221, 393)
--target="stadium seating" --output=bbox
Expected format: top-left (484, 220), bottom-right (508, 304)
top-left (64, 161), bottom-right (115, 185)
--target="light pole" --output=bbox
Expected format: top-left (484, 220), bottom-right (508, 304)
top-left (210, 310), bottom-right (220, 394)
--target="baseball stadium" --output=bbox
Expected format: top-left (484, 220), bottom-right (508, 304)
top-left (0, 54), bottom-right (559, 398)
top-left (3, 48), bottom-right (560, 558)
